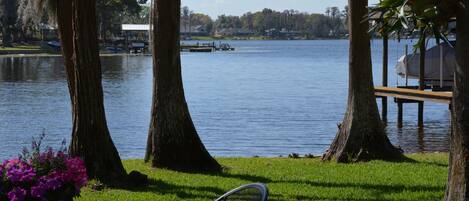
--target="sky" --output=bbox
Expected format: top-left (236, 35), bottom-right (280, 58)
top-left (181, 0), bottom-right (380, 18)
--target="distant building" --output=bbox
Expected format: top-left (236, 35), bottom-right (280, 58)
top-left (38, 23), bottom-right (58, 40)
top-left (215, 28), bottom-right (254, 37)
top-left (121, 24), bottom-right (150, 42)
top-left (121, 24), bottom-right (209, 41)
top-left (279, 28), bottom-right (302, 37)
top-left (180, 25), bottom-right (210, 36)
top-left (265, 28), bottom-right (303, 39)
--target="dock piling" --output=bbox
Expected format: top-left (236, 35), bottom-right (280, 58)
top-left (418, 102), bottom-right (424, 127)
top-left (397, 101), bottom-right (403, 128)
top-left (418, 31), bottom-right (426, 128)
top-left (382, 35), bottom-right (389, 122)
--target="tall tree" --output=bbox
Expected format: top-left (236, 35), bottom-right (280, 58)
top-left (189, 13), bottom-right (213, 33)
top-left (181, 6), bottom-right (190, 32)
top-left (54, 0), bottom-right (75, 102)
top-left (30, 1), bottom-right (74, 102)
top-left (0, 0), bottom-right (17, 47)
top-left (445, 0), bottom-right (469, 200)
top-left (66, 0), bottom-right (127, 182)
top-left (31, 0), bottom-right (145, 184)
top-left (122, 4), bottom-right (150, 24)
top-left (96, 0), bottom-right (142, 43)
top-left (322, 0), bottom-right (404, 162)
top-left (145, 0), bottom-right (221, 172)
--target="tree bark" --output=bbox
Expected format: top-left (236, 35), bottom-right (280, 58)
top-left (68, 0), bottom-right (127, 182)
top-left (0, 0), bottom-right (14, 47)
top-left (55, 0), bottom-right (76, 105)
top-left (444, 1), bottom-right (469, 200)
top-left (322, 0), bottom-right (404, 162)
top-left (382, 34), bottom-right (388, 122)
top-left (145, 0), bottom-right (221, 172)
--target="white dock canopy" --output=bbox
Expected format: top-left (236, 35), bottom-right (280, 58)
top-left (122, 24), bottom-right (150, 31)
top-left (395, 42), bottom-right (456, 83)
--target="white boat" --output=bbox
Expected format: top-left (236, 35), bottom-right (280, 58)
top-left (395, 41), bottom-right (456, 87)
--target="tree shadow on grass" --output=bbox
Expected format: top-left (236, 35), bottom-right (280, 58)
top-left (268, 193), bottom-right (442, 201)
top-left (203, 171), bottom-right (273, 183)
top-left (276, 180), bottom-right (444, 192)
top-left (418, 160), bottom-right (448, 168)
top-left (124, 179), bottom-right (226, 200)
top-left (365, 155), bottom-right (447, 167)
top-left (370, 154), bottom-right (418, 163)
top-left (270, 180), bottom-right (444, 201)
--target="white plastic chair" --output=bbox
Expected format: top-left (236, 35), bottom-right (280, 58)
top-left (215, 183), bottom-right (269, 201)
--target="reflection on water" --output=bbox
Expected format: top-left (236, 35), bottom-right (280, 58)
top-left (394, 120), bottom-right (450, 153)
top-left (0, 40), bottom-right (450, 160)
top-left (0, 57), bottom-right (65, 82)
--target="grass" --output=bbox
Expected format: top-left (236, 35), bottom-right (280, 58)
top-left (0, 45), bottom-right (41, 51)
top-left (77, 154), bottom-right (448, 201)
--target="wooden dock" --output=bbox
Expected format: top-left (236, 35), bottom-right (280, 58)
top-left (375, 86), bottom-right (452, 128)
top-left (181, 44), bottom-right (215, 52)
top-left (181, 42), bottom-right (235, 52)
top-left (375, 86), bottom-right (452, 104)
top-left (377, 36), bottom-right (452, 128)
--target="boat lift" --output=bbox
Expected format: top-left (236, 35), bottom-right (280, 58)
top-left (375, 38), bottom-right (455, 128)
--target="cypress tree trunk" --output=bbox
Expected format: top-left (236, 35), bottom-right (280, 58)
top-left (0, 0), bottom-right (13, 47)
top-left (145, 0), bottom-right (221, 172)
top-left (1, 24), bottom-right (11, 47)
top-left (55, 0), bottom-right (75, 104)
top-left (322, 0), bottom-right (404, 162)
top-left (68, 0), bottom-right (127, 182)
top-left (444, 1), bottom-right (469, 200)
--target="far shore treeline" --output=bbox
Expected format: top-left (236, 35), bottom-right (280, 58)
top-left (0, 0), bottom-right (349, 47)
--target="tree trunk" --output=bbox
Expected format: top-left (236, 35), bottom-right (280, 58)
top-left (419, 32), bottom-right (426, 91)
top-left (99, 18), bottom-right (107, 44)
top-left (418, 31), bottom-right (426, 128)
top-left (68, 0), bottom-right (127, 183)
top-left (1, 24), bottom-right (11, 47)
top-left (55, 0), bottom-right (76, 105)
top-left (0, 0), bottom-right (13, 47)
top-left (444, 1), bottom-right (469, 200)
top-left (145, 0), bottom-right (221, 172)
top-left (322, 0), bottom-right (404, 162)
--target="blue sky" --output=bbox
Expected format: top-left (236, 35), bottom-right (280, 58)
top-left (181, 0), bottom-right (380, 18)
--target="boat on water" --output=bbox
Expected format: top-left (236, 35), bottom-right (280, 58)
top-left (181, 42), bottom-right (235, 52)
top-left (216, 43), bottom-right (235, 51)
top-left (395, 41), bottom-right (456, 89)
top-left (129, 42), bottom-right (146, 54)
top-left (46, 41), bottom-right (61, 52)
top-left (189, 47), bottom-right (213, 52)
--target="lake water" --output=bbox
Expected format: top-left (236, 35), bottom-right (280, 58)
top-left (0, 40), bottom-right (450, 160)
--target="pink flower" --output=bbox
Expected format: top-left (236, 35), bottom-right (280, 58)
top-left (31, 185), bottom-right (47, 199)
top-left (0, 162), bottom-right (4, 175)
top-left (64, 158), bottom-right (88, 189)
top-left (2, 142), bottom-right (88, 200)
top-left (4, 159), bottom-right (36, 184)
top-left (7, 187), bottom-right (27, 201)
top-left (3, 159), bottom-right (21, 169)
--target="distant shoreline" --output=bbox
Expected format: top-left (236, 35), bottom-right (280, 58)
top-left (0, 53), bottom-right (152, 58)
top-left (0, 38), bottom-right (358, 57)
top-left (187, 36), bottom-right (348, 41)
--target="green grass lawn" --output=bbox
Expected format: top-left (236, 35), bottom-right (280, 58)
top-left (0, 45), bottom-right (41, 51)
top-left (77, 154), bottom-right (448, 201)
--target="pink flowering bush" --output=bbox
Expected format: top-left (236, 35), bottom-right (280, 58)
top-left (0, 135), bottom-right (87, 201)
